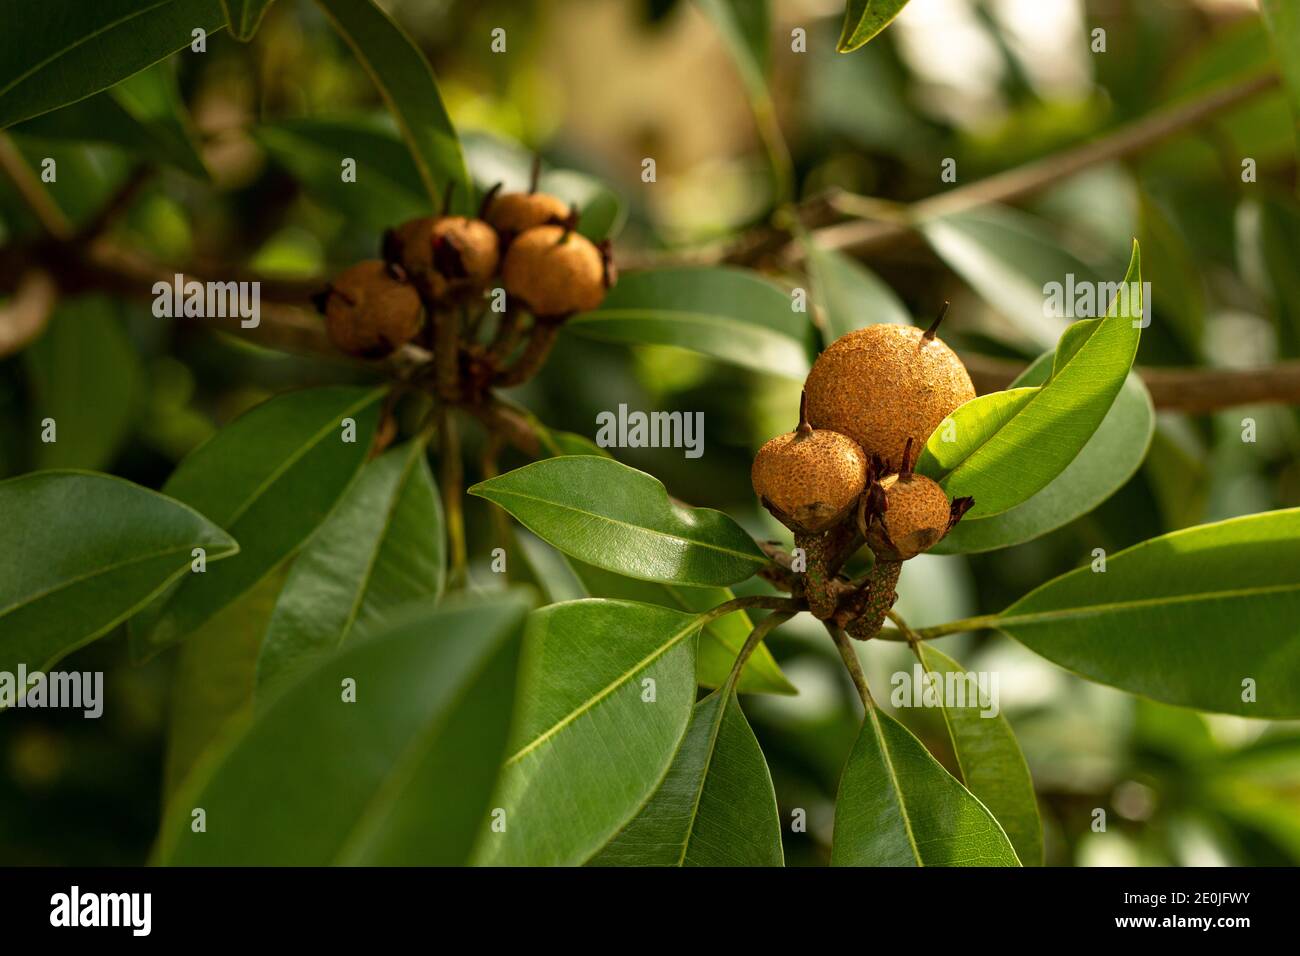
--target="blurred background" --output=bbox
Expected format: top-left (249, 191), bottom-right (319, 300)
top-left (2, 0), bottom-right (1299, 865)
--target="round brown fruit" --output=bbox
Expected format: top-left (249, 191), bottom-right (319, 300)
top-left (485, 191), bottom-right (570, 239)
top-left (385, 215), bottom-right (499, 302)
top-left (804, 322), bottom-right (975, 470)
top-left (502, 225), bottom-right (608, 319)
top-left (321, 260), bottom-right (424, 358)
top-left (752, 428), bottom-right (868, 534)
top-left (866, 471), bottom-right (951, 560)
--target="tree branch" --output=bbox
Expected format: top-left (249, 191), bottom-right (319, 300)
top-left (963, 351), bottom-right (1300, 413)
top-left (785, 71), bottom-right (1281, 264)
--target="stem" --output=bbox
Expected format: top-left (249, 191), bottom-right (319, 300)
top-left (826, 623), bottom-right (874, 710)
top-left (434, 309), bottom-right (460, 401)
top-left (0, 133), bottom-right (73, 239)
top-left (438, 406), bottom-right (468, 589)
top-left (725, 612), bottom-right (794, 690)
top-left (787, 71), bottom-right (1280, 263)
top-left (698, 594), bottom-right (803, 625)
top-left (480, 432), bottom-right (512, 563)
top-left (874, 613), bottom-right (1000, 642)
top-left (887, 609), bottom-right (921, 648)
top-left (495, 321), bottom-right (560, 386)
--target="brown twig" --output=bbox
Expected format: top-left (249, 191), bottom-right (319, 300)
top-left (0, 133), bottom-right (73, 240)
top-left (785, 71), bottom-right (1281, 264)
top-left (962, 351), bottom-right (1300, 412)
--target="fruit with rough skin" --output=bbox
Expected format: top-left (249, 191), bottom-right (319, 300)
top-left (319, 260), bottom-right (423, 358)
top-left (502, 225), bottom-right (609, 319)
top-left (752, 424), bottom-right (868, 535)
top-left (866, 471), bottom-right (952, 560)
top-left (485, 191), bottom-right (570, 242)
top-left (804, 320), bottom-right (975, 469)
top-left (384, 215), bottom-right (499, 302)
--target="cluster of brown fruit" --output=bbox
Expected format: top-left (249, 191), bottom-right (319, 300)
top-left (751, 309), bottom-right (976, 638)
top-left (314, 181), bottom-right (615, 367)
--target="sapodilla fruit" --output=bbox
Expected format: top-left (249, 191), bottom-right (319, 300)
top-left (317, 260), bottom-right (424, 359)
top-left (752, 395), bottom-right (868, 534)
top-left (485, 190), bottom-right (570, 240)
top-left (384, 215), bottom-right (499, 302)
top-left (804, 306), bottom-right (975, 470)
top-left (502, 225), bottom-right (609, 319)
top-left (866, 471), bottom-right (952, 560)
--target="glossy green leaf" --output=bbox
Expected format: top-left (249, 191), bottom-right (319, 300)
top-left (0, 471), bottom-right (237, 680)
top-left (25, 297), bottom-right (142, 471)
top-left (312, 0), bottom-right (471, 213)
top-left (995, 508), bottom-right (1300, 718)
top-left (222, 0), bottom-right (275, 40)
top-left (917, 243), bottom-right (1143, 517)
top-left (1261, 0), bottom-right (1300, 161)
top-left (130, 386), bottom-right (383, 657)
top-left (163, 569), bottom-right (286, 800)
top-left (567, 268), bottom-right (809, 380)
top-left (256, 441), bottom-right (444, 699)
top-left (806, 243), bottom-right (910, 343)
top-left (932, 359), bottom-right (1154, 554)
top-left (564, 557), bottom-right (795, 695)
top-left (922, 205), bottom-right (1110, 348)
top-left (156, 593), bottom-right (528, 865)
top-left (470, 456), bottom-right (767, 587)
top-left (15, 62), bottom-right (208, 178)
top-left (837, 0), bottom-right (913, 53)
top-left (913, 644), bottom-right (1042, 865)
top-left (473, 599), bottom-right (700, 866)
top-left (589, 686), bottom-right (783, 866)
top-left (0, 0), bottom-right (226, 129)
top-left (831, 706), bottom-right (1020, 866)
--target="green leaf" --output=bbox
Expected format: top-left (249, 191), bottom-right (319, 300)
top-left (312, 0), bottom-right (471, 213)
top-left (589, 687), bottom-right (783, 866)
top-left (567, 267), bottom-right (809, 380)
top-left (932, 359), bottom-right (1154, 554)
top-left (1261, 0), bottom-right (1300, 163)
top-left (473, 599), bottom-right (700, 866)
top-left (995, 508), bottom-right (1300, 718)
top-left (0, 0), bottom-right (226, 129)
top-left (470, 456), bottom-right (767, 588)
top-left (917, 243), bottom-right (1143, 517)
top-left (806, 243), bottom-right (910, 343)
top-left (256, 441), bottom-right (444, 699)
top-left (913, 643), bottom-right (1043, 865)
top-left (0, 471), bottom-right (237, 679)
top-left (837, 0), bottom-right (913, 53)
top-left (15, 62), bottom-right (209, 178)
top-left (564, 556), bottom-right (795, 695)
top-left (694, 0), bottom-right (790, 202)
top-left (25, 297), bottom-right (142, 471)
top-left (130, 386), bottom-right (383, 658)
top-left (921, 205), bottom-right (1111, 348)
top-left (155, 592), bottom-right (529, 865)
top-left (163, 569), bottom-right (286, 800)
top-left (222, 0), bottom-right (275, 40)
top-left (831, 706), bottom-right (1020, 866)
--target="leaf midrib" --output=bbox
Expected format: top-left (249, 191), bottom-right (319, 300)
top-left (478, 487), bottom-right (766, 568)
top-left (1001, 580), bottom-right (1300, 627)
top-left (933, 315), bottom-right (1116, 482)
top-left (506, 614), bottom-right (702, 766)
top-left (1, 0), bottom-right (178, 101)
top-left (867, 709), bottom-right (924, 865)
top-left (208, 390), bottom-right (379, 529)
top-left (0, 541), bottom-right (224, 621)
